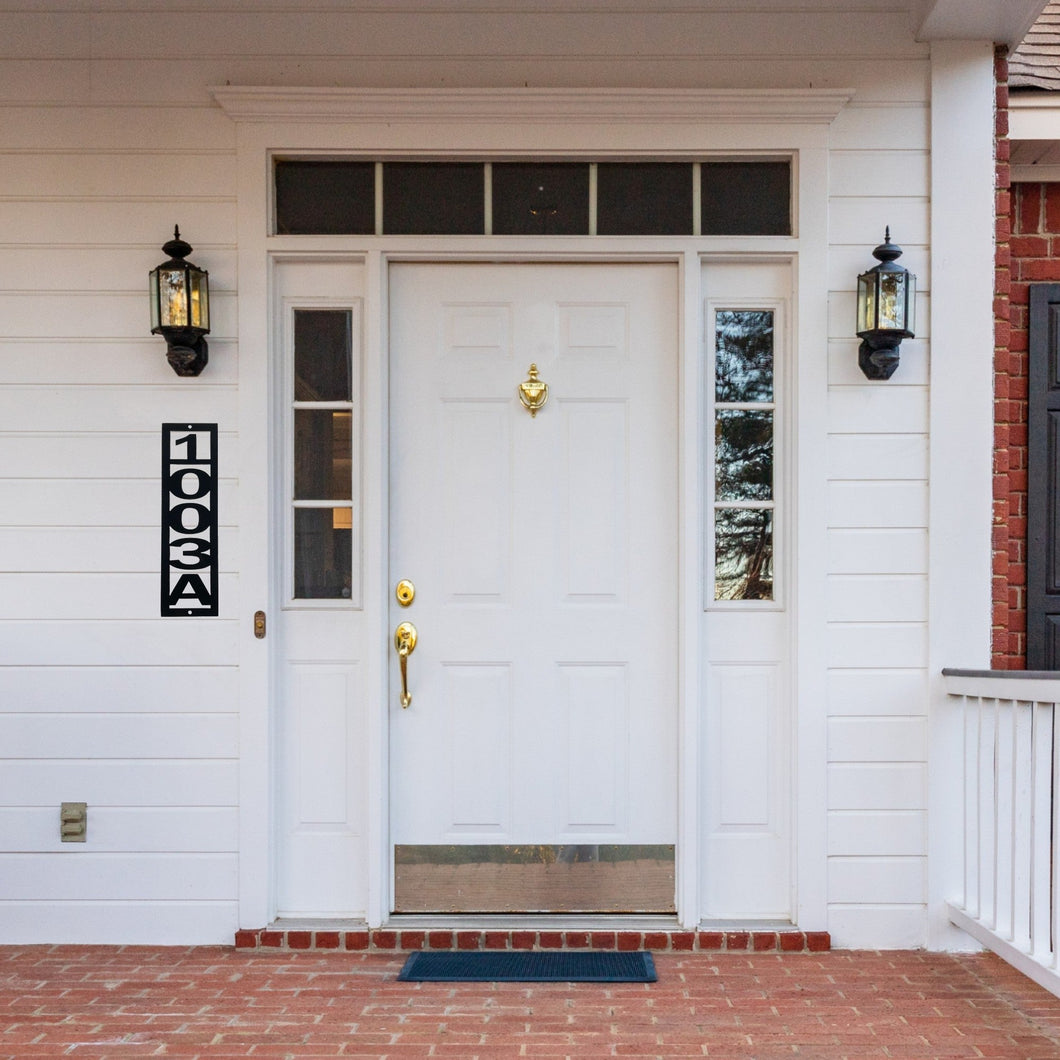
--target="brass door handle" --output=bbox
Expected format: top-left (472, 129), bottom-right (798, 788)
top-left (394, 621), bottom-right (418, 708)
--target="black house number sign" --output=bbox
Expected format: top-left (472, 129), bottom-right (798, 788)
top-left (162, 423), bottom-right (218, 616)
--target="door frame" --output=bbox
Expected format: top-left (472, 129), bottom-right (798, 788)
top-left (218, 86), bottom-right (842, 930)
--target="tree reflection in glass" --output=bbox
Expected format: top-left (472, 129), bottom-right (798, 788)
top-left (715, 410), bottom-right (773, 502)
top-left (715, 509), bottom-right (773, 601)
top-left (713, 308), bottom-right (776, 602)
top-left (715, 310), bottom-right (773, 403)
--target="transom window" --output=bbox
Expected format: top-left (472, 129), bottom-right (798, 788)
top-left (274, 160), bottom-right (791, 237)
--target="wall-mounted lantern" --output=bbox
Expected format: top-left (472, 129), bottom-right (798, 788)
top-left (149, 227), bottom-right (210, 377)
top-left (855, 227), bottom-right (916, 380)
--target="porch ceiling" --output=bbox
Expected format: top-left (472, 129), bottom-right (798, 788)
top-left (915, 0), bottom-right (1049, 47)
top-left (9, 0), bottom-right (1048, 49)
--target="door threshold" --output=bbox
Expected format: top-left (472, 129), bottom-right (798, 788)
top-left (386, 913), bottom-right (680, 930)
top-left (236, 920), bottom-right (830, 953)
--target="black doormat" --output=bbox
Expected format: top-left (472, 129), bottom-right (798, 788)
top-left (397, 950), bottom-right (656, 982)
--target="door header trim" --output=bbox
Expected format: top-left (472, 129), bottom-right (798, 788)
top-left (211, 86), bottom-right (852, 127)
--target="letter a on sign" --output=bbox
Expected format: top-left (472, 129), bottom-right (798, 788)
top-left (162, 423), bottom-right (218, 616)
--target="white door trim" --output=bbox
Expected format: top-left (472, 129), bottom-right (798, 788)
top-left (227, 88), bottom-right (840, 931)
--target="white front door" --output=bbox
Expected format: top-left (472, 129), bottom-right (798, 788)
top-left (388, 262), bottom-right (678, 913)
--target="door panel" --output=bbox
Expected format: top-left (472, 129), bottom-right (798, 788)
top-left (388, 262), bottom-right (677, 912)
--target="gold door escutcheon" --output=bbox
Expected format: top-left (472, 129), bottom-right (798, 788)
top-left (518, 363), bottom-right (549, 417)
top-left (395, 579), bottom-right (416, 607)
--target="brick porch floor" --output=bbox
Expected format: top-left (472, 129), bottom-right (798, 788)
top-left (3, 946), bottom-right (1060, 1059)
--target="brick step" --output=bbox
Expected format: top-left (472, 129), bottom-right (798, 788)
top-left (235, 927), bottom-right (830, 953)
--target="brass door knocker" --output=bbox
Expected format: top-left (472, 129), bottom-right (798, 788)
top-left (518, 363), bottom-right (548, 417)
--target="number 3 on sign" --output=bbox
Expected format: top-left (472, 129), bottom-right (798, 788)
top-left (161, 423), bottom-right (218, 617)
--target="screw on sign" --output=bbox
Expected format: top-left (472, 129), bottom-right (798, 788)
top-left (162, 423), bottom-right (219, 617)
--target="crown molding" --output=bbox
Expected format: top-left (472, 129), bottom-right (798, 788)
top-left (210, 86), bottom-right (853, 126)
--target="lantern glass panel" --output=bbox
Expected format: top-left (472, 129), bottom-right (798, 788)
top-left (150, 270), bottom-right (161, 331)
top-left (857, 272), bottom-right (877, 334)
top-left (157, 267), bottom-right (189, 328)
top-left (878, 271), bottom-right (907, 331)
top-left (187, 269), bottom-right (209, 330)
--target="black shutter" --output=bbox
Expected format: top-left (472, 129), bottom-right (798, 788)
top-left (1028, 284), bottom-right (1060, 667)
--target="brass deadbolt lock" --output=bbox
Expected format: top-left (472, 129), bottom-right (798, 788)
top-left (395, 580), bottom-right (416, 607)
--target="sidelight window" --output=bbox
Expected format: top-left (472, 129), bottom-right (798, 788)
top-left (289, 308), bottom-right (357, 601)
top-left (711, 309), bottom-right (776, 602)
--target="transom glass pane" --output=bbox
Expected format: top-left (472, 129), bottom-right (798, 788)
top-left (275, 161), bottom-right (375, 235)
top-left (492, 163), bottom-right (589, 235)
top-left (701, 161), bottom-right (791, 236)
top-left (383, 163), bottom-right (484, 235)
top-left (596, 163), bottom-right (693, 235)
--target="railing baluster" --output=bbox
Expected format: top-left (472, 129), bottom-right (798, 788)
top-left (1013, 699), bottom-right (1032, 950)
top-left (945, 672), bottom-right (1060, 998)
top-left (1031, 701), bottom-right (1052, 958)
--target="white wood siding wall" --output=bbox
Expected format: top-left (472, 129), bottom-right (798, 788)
top-left (0, 2), bottom-right (954, 946)
top-left (826, 69), bottom-right (933, 946)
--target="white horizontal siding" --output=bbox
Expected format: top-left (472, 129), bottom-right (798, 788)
top-left (0, 574), bottom-right (239, 619)
top-left (0, 433), bottom-right (237, 479)
top-left (0, 760), bottom-right (238, 805)
top-left (0, 713), bottom-right (238, 758)
top-left (0, 621), bottom-right (238, 666)
top-left (0, 806), bottom-right (238, 852)
top-left (826, 576), bottom-right (927, 623)
top-left (0, 0), bottom-right (946, 946)
top-left (0, 480), bottom-right (236, 527)
top-left (0, 666), bottom-right (238, 713)
top-left (828, 811), bottom-right (926, 856)
top-left (0, 853), bottom-right (238, 900)
top-left (0, 901), bottom-right (238, 946)
top-left (829, 338), bottom-right (930, 386)
top-left (0, 527), bottom-right (238, 572)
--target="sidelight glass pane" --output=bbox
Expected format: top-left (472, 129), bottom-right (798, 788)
top-left (715, 309), bottom-right (774, 402)
top-left (714, 508), bottom-right (774, 601)
top-left (275, 160), bottom-right (375, 234)
top-left (715, 410), bottom-right (773, 502)
top-left (701, 161), bottom-right (791, 235)
top-left (294, 309), bottom-right (352, 402)
top-left (383, 163), bottom-right (484, 234)
top-left (294, 410), bottom-right (352, 500)
top-left (294, 508), bottom-right (353, 599)
top-left (596, 163), bottom-right (693, 235)
top-left (492, 163), bottom-right (589, 235)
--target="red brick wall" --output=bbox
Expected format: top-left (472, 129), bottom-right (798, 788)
top-left (994, 43), bottom-right (1045, 668)
top-left (993, 46), bottom-right (1024, 667)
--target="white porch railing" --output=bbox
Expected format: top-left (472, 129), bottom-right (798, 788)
top-left (944, 668), bottom-right (1060, 998)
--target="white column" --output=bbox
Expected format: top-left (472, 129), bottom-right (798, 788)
top-left (927, 39), bottom-right (997, 950)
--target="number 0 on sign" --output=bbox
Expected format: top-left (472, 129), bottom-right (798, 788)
top-left (161, 423), bottom-right (219, 617)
